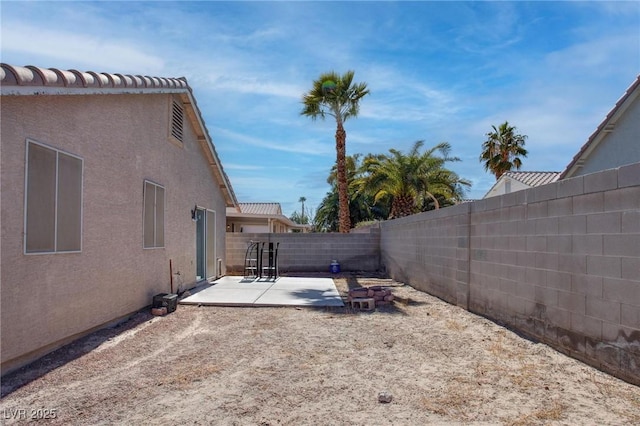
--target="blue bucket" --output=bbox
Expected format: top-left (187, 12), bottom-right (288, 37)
top-left (330, 261), bottom-right (340, 274)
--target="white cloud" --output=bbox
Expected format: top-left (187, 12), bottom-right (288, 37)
top-left (359, 76), bottom-right (460, 124)
top-left (1, 22), bottom-right (164, 73)
top-left (212, 127), bottom-right (333, 156)
top-left (448, 2), bottom-right (524, 55)
top-left (213, 26), bottom-right (285, 45)
top-left (210, 75), bottom-right (303, 99)
top-left (544, 33), bottom-right (640, 76)
top-left (224, 164), bottom-right (266, 171)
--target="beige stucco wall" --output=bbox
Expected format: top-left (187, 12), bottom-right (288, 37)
top-left (484, 176), bottom-right (531, 198)
top-left (575, 97), bottom-right (640, 176)
top-left (1, 93), bottom-right (228, 373)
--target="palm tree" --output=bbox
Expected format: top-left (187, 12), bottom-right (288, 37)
top-left (357, 141), bottom-right (470, 219)
top-left (298, 196), bottom-right (306, 223)
top-left (480, 121), bottom-right (528, 179)
top-left (315, 154), bottom-right (385, 232)
top-left (301, 70), bottom-right (370, 233)
top-left (314, 191), bottom-right (340, 232)
top-left (330, 154), bottom-right (387, 224)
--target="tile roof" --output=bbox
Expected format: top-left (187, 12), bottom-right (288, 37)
top-left (503, 171), bottom-right (561, 187)
top-left (226, 203), bottom-right (311, 231)
top-left (482, 171), bottom-right (560, 199)
top-left (560, 74), bottom-right (640, 179)
top-left (0, 63), bottom-right (188, 94)
top-left (0, 63), bottom-right (237, 208)
top-left (237, 203), bottom-right (283, 216)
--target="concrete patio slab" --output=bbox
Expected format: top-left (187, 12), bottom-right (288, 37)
top-left (179, 287), bottom-right (268, 306)
top-left (256, 287), bottom-right (344, 307)
top-left (179, 276), bottom-right (344, 307)
top-left (269, 277), bottom-right (338, 291)
top-left (209, 276), bottom-right (275, 289)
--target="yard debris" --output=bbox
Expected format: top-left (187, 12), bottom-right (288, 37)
top-left (378, 390), bottom-right (393, 403)
top-left (151, 307), bottom-right (167, 316)
top-left (392, 295), bottom-right (411, 305)
top-left (350, 297), bottom-right (375, 311)
top-left (347, 286), bottom-right (394, 309)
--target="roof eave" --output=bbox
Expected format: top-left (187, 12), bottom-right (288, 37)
top-left (559, 74), bottom-right (640, 179)
top-left (180, 90), bottom-right (238, 208)
top-left (226, 212), bottom-right (308, 229)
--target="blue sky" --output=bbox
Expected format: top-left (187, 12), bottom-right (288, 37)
top-left (2, 1), bottom-right (639, 217)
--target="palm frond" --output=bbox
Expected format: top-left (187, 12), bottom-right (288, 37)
top-left (357, 140), bottom-right (470, 218)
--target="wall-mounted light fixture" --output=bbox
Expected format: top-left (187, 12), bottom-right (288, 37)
top-left (191, 205), bottom-right (198, 221)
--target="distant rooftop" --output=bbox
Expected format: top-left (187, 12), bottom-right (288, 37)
top-left (236, 203), bottom-right (283, 216)
top-left (503, 171), bottom-right (561, 187)
top-left (483, 171), bottom-right (561, 199)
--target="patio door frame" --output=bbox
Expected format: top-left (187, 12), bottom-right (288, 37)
top-left (195, 207), bottom-right (217, 281)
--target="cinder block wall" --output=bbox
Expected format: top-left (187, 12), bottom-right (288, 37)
top-left (380, 163), bottom-right (640, 385)
top-left (380, 203), bottom-right (471, 308)
top-left (226, 227), bottom-right (381, 273)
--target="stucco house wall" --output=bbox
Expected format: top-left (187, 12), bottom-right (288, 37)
top-left (561, 75), bottom-right (640, 179)
top-left (575, 97), bottom-right (640, 176)
top-left (484, 177), bottom-right (531, 198)
top-left (1, 67), bottom-right (235, 374)
top-left (484, 172), bottom-right (560, 199)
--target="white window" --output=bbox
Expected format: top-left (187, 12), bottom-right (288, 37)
top-left (143, 180), bottom-right (165, 248)
top-left (24, 140), bottom-right (83, 254)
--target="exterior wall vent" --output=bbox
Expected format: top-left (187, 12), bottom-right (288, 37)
top-left (171, 100), bottom-right (184, 142)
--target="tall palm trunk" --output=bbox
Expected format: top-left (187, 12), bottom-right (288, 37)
top-left (390, 194), bottom-right (415, 219)
top-left (335, 121), bottom-right (350, 233)
top-left (496, 151), bottom-right (510, 179)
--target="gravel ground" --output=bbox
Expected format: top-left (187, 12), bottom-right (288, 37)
top-left (1, 273), bottom-right (639, 425)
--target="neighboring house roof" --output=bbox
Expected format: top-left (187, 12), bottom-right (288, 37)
top-left (237, 203), bottom-right (283, 216)
top-left (226, 202), bottom-right (311, 231)
top-left (559, 74), bottom-right (640, 179)
top-left (503, 171), bottom-right (561, 187)
top-left (0, 63), bottom-right (238, 208)
top-left (483, 171), bottom-right (560, 198)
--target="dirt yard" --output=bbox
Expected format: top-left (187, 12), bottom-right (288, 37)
top-left (1, 274), bottom-right (639, 425)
